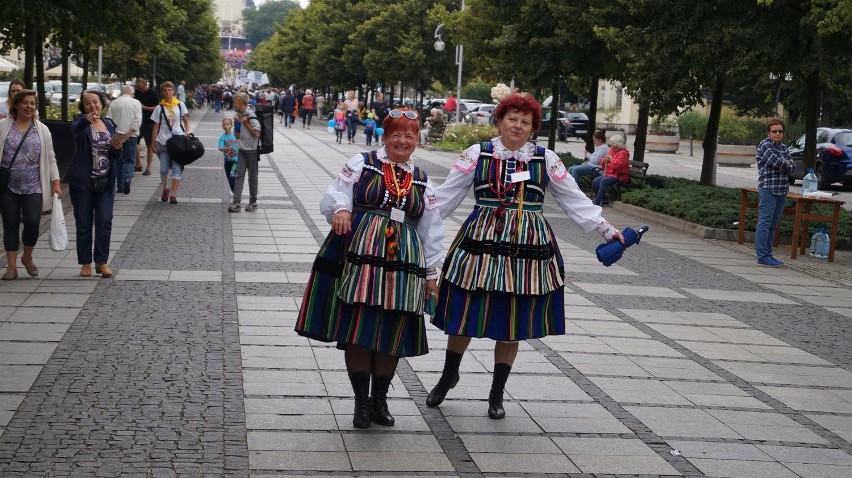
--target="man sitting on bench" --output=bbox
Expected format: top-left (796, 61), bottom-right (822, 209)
top-left (419, 108), bottom-right (445, 145)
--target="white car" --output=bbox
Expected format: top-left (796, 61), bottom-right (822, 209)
top-left (50, 82), bottom-right (83, 107)
top-left (465, 104), bottom-right (496, 125)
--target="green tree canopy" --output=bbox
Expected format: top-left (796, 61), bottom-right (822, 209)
top-left (242, 0), bottom-right (301, 48)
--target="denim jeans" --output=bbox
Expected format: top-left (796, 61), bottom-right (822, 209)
top-left (116, 136), bottom-right (137, 187)
top-left (592, 176), bottom-right (620, 204)
top-left (70, 185), bottom-right (114, 265)
top-left (568, 163), bottom-right (601, 185)
top-left (755, 188), bottom-right (787, 261)
top-left (158, 145), bottom-right (184, 180)
top-left (347, 116), bottom-right (358, 140)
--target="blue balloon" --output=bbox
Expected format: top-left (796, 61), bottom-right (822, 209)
top-left (376, 128), bottom-right (384, 136)
top-left (328, 119), bottom-right (335, 127)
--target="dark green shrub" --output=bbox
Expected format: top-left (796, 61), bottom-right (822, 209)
top-left (677, 111), bottom-right (707, 140)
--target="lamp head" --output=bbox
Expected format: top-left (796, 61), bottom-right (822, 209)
top-left (434, 39), bottom-right (445, 52)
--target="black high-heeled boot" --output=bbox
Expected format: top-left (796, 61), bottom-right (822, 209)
top-left (348, 371), bottom-right (371, 428)
top-left (426, 350), bottom-right (464, 407)
top-left (370, 374), bottom-right (395, 426)
top-left (488, 363), bottom-right (512, 419)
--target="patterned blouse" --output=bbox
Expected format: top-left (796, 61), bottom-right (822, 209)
top-left (91, 130), bottom-right (112, 178)
top-left (1, 124), bottom-right (42, 194)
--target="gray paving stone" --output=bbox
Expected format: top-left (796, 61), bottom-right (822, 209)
top-left (0, 365), bottom-right (42, 392)
top-left (759, 386), bottom-right (852, 414)
top-left (334, 414), bottom-right (430, 432)
top-left (249, 451), bottom-right (351, 472)
top-left (688, 457), bottom-right (799, 478)
top-left (469, 452), bottom-right (579, 474)
top-left (343, 433), bottom-right (442, 452)
top-left (806, 414), bottom-right (852, 442)
top-left (243, 398), bottom-right (333, 415)
top-left (626, 406), bottom-right (742, 439)
top-left (460, 434), bottom-right (560, 454)
top-left (588, 376), bottom-right (692, 405)
top-left (6, 307), bottom-right (80, 323)
top-left (349, 451), bottom-right (454, 472)
top-left (505, 374), bottom-right (592, 401)
top-left (756, 445), bottom-right (852, 465)
top-left (445, 415), bottom-right (543, 433)
top-left (0, 322), bottom-right (71, 342)
top-left (782, 462), bottom-right (852, 478)
top-left (667, 440), bottom-right (774, 461)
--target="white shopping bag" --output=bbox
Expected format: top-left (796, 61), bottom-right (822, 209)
top-left (49, 193), bottom-right (67, 251)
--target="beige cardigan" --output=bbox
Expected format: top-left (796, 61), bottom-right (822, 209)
top-left (0, 118), bottom-right (60, 212)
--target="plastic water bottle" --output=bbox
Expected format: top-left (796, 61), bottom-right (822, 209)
top-left (809, 228), bottom-right (829, 259)
top-left (802, 168), bottom-right (818, 197)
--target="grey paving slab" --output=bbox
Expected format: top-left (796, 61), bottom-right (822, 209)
top-left (758, 386), bottom-right (852, 414)
top-left (468, 452), bottom-right (580, 474)
top-left (806, 414), bottom-right (852, 442)
top-left (756, 444), bottom-right (852, 465)
top-left (0, 365), bottom-right (41, 392)
top-left (667, 440), bottom-right (774, 461)
top-left (460, 434), bottom-right (560, 454)
top-left (247, 431), bottom-right (344, 451)
top-left (626, 406), bottom-right (743, 439)
top-left (343, 433), bottom-right (443, 452)
top-left (246, 413), bottom-right (338, 431)
top-left (688, 457), bottom-right (799, 477)
top-left (445, 415), bottom-right (543, 433)
top-left (621, 308), bottom-right (750, 327)
top-left (683, 288), bottom-right (798, 304)
top-left (249, 451), bottom-right (351, 472)
top-left (630, 356), bottom-right (725, 381)
top-left (707, 409), bottom-right (829, 444)
top-left (349, 451), bottom-right (454, 472)
top-left (575, 282), bottom-right (687, 298)
top-left (588, 376), bottom-right (693, 406)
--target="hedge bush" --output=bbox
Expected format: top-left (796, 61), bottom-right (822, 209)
top-left (435, 124), bottom-right (498, 150)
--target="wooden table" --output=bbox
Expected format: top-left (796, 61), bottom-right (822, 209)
top-left (738, 188), bottom-right (845, 262)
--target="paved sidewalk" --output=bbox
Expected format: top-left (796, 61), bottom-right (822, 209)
top-left (0, 108), bottom-right (851, 477)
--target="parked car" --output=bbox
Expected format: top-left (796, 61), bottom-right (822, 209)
top-left (0, 81), bottom-right (10, 106)
top-left (788, 127), bottom-right (852, 189)
top-left (50, 82), bottom-right (83, 107)
top-left (564, 112), bottom-right (590, 139)
top-left (534, 110), bottom-right (573, 141)
top-left (465, 104), bottom-right (496, 125)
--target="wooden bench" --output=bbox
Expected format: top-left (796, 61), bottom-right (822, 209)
top-left (579, 160), bottom-right (649, 202)
top-left (426, 121), bottom-right (446, 143)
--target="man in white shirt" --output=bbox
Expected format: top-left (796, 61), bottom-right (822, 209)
top-left (106, 85), bottom-right (143, 194)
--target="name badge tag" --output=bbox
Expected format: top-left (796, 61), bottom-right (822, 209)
top-left (510, 171), bottom-right (531, 183)
top-left (390, 207), bottom-right (405, 223)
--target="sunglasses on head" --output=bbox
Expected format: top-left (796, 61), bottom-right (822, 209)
top-left (388, 109), bottom-right (418, 120)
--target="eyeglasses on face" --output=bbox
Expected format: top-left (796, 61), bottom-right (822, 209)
top-left (769, 129), bottom-right (784, 134)
top-left (388, 109), bottom-right (418, 120)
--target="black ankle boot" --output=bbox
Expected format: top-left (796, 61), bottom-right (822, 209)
top-left (348, 372), bottom-right (371, 428)
top-left (488, 363), bottom-right (512, 419)
top-left (370, 374), bottom-right (395, 426)
top-left (426, 350), bottom-right (464, 407)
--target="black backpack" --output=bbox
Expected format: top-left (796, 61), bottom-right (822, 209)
top-left (254, 103), bottom-right (274, 154)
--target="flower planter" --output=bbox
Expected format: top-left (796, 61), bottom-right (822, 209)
top-left (646, 133), bottom-right (679, 153)
top-left (716, 144), bottom-right (756, 167)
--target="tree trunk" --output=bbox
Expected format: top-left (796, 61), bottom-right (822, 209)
top-left (82, 54), bottom-right (90, 91)
top-left (35, 29), bottom-right (46, 119)
top-left (24, 21), bottom-right (37, 86)
top-left (61, 51), bottom-right (69, 121)
top-left (548, 76), bottom-right (559, 151)
top-left (585, 76), bottom-right (598, 153)
top-left (633, 102), bottom-right (649, 163)
top-left (700, 74), bottom-right (726, 186)
top-left (803, 69), bottom-right (820, 170)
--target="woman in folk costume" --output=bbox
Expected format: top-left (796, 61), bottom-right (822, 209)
top-left (150, 81), bottom-right (190, 204)
top-left (295, 109), bottom-right (444, 429)
top-left (428, 93), bottom-right (625, 419)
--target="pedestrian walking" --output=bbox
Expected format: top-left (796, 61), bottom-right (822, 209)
top-left (754, 117), bottom-right (794, 267)
top-left (362, 113), bottom-right (376, 146)
top-left (0, 89), bottom-right (62, 280)
top-left (150, 81), bottom-right (191, 205)
top-left (133, 78), bottom-right (159, 176)
top-left (301, 89), bottom-right (315, 129)
top-left (229, 92), bottom-right (261, 213)
top-left (427, 93), bottom-right (625, 419)
top-left (176, 80), bottom-right (186, 103)
top-left (370, 91), bottom-right (389, 144)
top-left (65, 90), bottom-right (122, 278)
top-left (279, 90), bottom-right (295, 127)
top-left (315, 92), bottom-right (325, 120)
top-left (105, 85), bottom-right (142, 194)
top-left (333, 102), bottom-right (346, 144)
top-left (344, 90), bottom-right (359, 143)
top-left (0, 80), bottom-right (25, 119)
top-left (295, 108), bottom-right (444, 429)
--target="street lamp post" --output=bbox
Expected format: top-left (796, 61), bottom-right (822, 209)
top-left (434, 0), bottom-right (465, 124)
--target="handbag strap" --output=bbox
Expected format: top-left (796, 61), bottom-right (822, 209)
top-left (158, 103), bottom-right (187, 134)
top-left (5, 122), bottom-right (35, 169)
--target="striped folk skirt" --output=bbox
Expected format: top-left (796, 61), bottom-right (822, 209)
top-left (432, 204), bottom-right (566, 341)
top-left (295, 210), bottom-right (429, 357)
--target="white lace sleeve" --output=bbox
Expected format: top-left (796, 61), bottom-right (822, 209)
top-left (435, 144), bottom-right (479, 220)
top-left (545, 149), bottom-right (619, 240)
top-left (319, 153), bottom-right (366, 223)
top-left (416, 177), bottom-right (445, 271)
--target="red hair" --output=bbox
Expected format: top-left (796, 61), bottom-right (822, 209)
top-left (494, 93), bottom-right (542, 132)
top-left (382, 109), bottom-right (420, 136)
